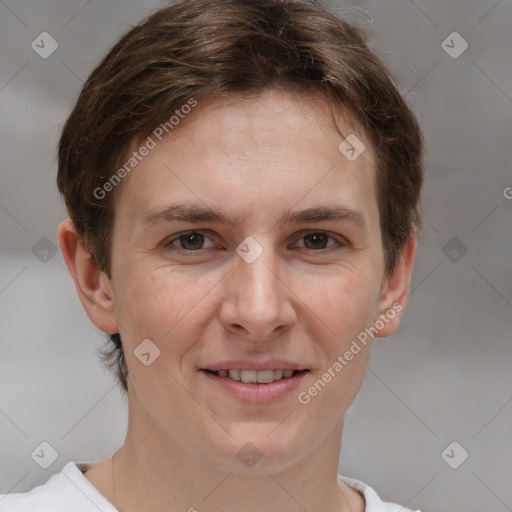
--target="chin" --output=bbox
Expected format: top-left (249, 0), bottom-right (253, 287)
top-left (203, 426), bottom-right (309, 473)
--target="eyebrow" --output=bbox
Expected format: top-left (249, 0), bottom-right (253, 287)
top-left (141, 202), bottom-right (368, 230)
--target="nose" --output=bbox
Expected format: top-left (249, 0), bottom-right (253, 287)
top-left (219, 239), bottom-right (297, 341)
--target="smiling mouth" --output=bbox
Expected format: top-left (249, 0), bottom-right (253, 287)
top-left (201, 369), bottom-right (307, 384)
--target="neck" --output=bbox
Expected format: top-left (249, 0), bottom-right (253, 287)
top-left (112, 440), bottom-right (353, 512)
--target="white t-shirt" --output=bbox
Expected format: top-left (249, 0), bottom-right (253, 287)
top-left (0, 461), bottom-right (421, 512)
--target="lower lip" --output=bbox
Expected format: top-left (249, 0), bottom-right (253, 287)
top-left (200, 370), bottom-right (309, 403)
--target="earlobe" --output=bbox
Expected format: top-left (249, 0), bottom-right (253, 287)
top-left (57, 219), bottom-right (119, 334)
top-left (374, 227), bottom-right (418, 338)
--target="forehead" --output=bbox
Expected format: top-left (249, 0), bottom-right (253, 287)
top-left (114, 90), bottom-right (378, 234)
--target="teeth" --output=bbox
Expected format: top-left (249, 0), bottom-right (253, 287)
top-left (273, 369), bottom-right (284, 380)
top-left (214, 369), bottom-right (298, 383)
top-left (228, 369), bottom-right (241, 381)
top-left (256, 370), bottom-right (274, 383)
top-left (240, 370), bottom-right (257, 383)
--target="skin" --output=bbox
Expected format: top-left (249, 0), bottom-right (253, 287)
top-left (58, 89), bottom-right (417, 512)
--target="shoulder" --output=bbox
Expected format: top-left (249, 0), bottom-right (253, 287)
top-left (338, 474), bottom-right (421, 512)
top-left (0, 461), bottom-right (117, 512)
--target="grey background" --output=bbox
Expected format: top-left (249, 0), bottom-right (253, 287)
top-left (0, 0), bottom-right (511, 511)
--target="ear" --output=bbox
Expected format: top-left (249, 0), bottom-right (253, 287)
top-left (374, 226), bottom-right (417, 338)
top-left (57, 219), bottom-right (119, 334)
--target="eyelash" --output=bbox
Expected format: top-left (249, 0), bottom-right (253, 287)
top-left (165, 230), bottom-right (347, 255)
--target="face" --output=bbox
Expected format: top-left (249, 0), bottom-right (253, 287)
top-left (92, 90), bottom-right (406, 471)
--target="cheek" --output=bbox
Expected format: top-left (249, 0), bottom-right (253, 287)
top-left (299, 275), bottom-right (376, 412)
top-left (114, 267), bottom-right (214, 347)
top-left (114, 269), bottom-right (216, 398)
top-left (300, 268), bottom-right (379, 344)
top-left (114, 265), bottom-right (240, 388)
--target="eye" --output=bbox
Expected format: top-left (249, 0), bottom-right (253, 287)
top-left (166, 231), bottom-right (217, 252)
top-left (293, 232), bottom-right (345, 252)
top-left (164, 230), bottom-right (346, 255)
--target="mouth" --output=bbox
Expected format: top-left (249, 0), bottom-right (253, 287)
top-left (201, 368), bottom-right (307, 383)
top-left (199, 368), bottom-right (310, 403)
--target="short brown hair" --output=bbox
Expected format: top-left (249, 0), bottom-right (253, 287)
top-left (57, 0), bottom-right (424, 393)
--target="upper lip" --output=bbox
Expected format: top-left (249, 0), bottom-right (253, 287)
top-left (201, 360), bottom-right (309, 372)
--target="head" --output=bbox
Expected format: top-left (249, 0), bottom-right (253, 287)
top-left (57, 0), bottom-right (423, 469)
